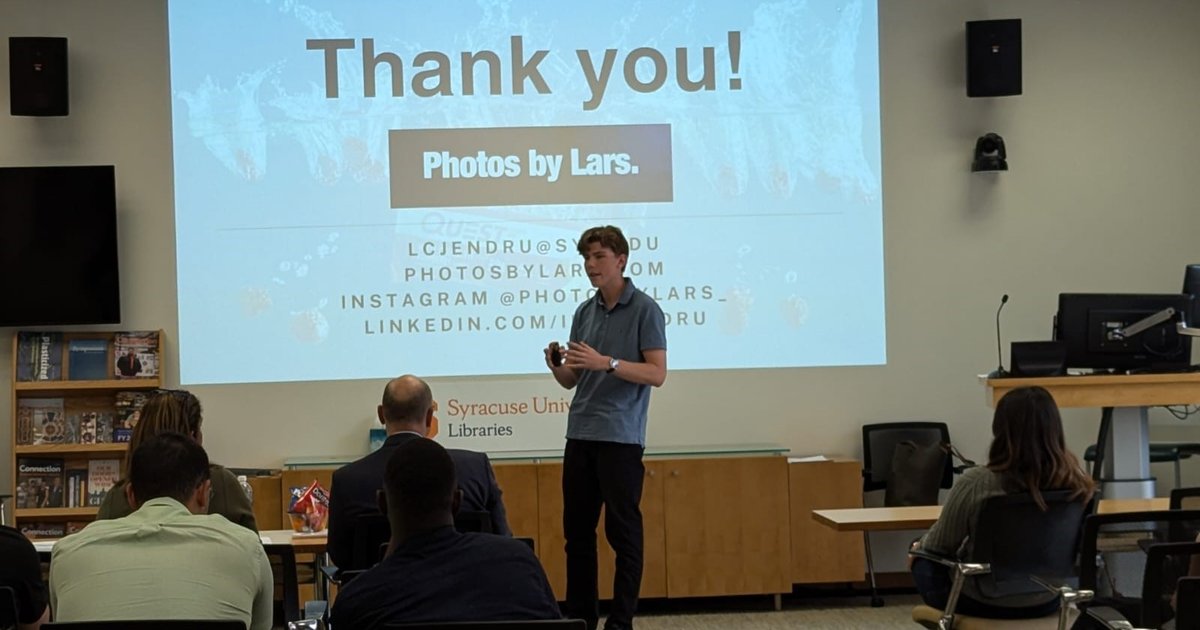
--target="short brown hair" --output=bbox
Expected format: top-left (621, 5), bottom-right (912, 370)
top-left (576, 225), bottom-right (629, 259)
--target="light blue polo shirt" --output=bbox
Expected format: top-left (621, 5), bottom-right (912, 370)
top-left (566, 277), bottom-right (667, 446)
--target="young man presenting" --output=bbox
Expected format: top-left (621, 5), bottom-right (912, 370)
top-left (545, 225), bottom-right (667, 630)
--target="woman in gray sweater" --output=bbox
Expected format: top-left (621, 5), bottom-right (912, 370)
top-left (908, 385), bottom-right (1094, 618)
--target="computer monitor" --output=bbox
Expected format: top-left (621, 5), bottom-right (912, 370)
top-left (1185, 264), bottom-right (1200, 325)
top-left (1055, 293), bottom-right (1194, 372)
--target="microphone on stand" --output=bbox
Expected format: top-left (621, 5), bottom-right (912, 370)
top-left (988, 294), bottom-right (1009, 378)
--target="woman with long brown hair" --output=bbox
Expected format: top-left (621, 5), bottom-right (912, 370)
top-left (96, 389), bottom-right (257, 531)
top-left (909, 385), bottom-right (1094, 617)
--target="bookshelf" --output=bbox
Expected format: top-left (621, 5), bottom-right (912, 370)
top-left (10, 330), bottom-right (163, 537)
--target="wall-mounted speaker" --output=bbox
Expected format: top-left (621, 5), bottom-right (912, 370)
top-left (9, 37), bottom-right (69, 116)
top-left (966, 19), bottom-right (1021, 98)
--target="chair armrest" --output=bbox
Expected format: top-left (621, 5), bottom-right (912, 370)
top-left (909, 548), bottom-right (990, 628)
top-left (1085, 605), bottom-right (1146, 630)
top-left (319, 564), bottom-right (340, 584)
top-left (910, 547), bottom-right (990, 575)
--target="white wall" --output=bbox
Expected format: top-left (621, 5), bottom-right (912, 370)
top-left (2, 1), bottom-right (1200, 500)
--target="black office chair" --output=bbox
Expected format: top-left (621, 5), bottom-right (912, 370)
top-left (1083, 443), bottom-right (1200, 490)
top-left (1176, 577), bottom-right (1200, 630)
top-left (44, 622), bottom-right (246, 629)
top-left (1168, 486), bottom-right (1200, 543)
top-left (910, 490), bottom-right (1092, 630)
top-left (263, 543), bottom-right (302, 625)
top-left (384, 621), bottom-right (587, 629)
top-left (862, 422), bottom-right (957, 502)
top-left (1078, 509), bottom-right (1200, 626)
top-left (1169, 486), bottom-right (1200, 510)
top-left (1133, 540), bottom-right (1200, 628)
top-left (861, 421), bottom-right (959, 607)
top-left (454, 510), bottom-right (494, 534)
top-left (1076, 540), bottom-right (1200, 629)
top-left (0, 585), bottom-right (19, 630)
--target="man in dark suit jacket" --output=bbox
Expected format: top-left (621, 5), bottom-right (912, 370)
top-left (116, 350), bottom-right (141, 377)
top-left (329, 438), bottom-right (559, 628)
top-left (327, 374), bottom-right (512, 570)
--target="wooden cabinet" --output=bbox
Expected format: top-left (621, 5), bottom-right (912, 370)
top-left (788, 460), bottom-right (865, 583)
top-left (10, 331), bottom-right (163, 536)
top-left (279, 453), bottom-right (863, 600)
top-left (535, 456), bottom-right (789, 600)
top-left (491, 463), bottom-right (540, 545)
top-left (661, 457), bottom-right (792, 597)
top-left (247, 474), bottom-right (283, 530)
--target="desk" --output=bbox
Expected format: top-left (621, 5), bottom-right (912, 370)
top-left (33, 529), bottom-right (328, 553)
top-left (812, 497), bottom-right (1171, 532)
top-left (259, 529), bottom-right (327, 554)
top-left (259, 529), bottom-right (328, 603)
top-left (985, 373), bottom-right (1200, 499)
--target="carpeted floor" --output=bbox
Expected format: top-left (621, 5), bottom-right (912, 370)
top-left (627, 594), bottom-right (923, 629)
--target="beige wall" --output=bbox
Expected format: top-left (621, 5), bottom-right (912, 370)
top-left (3, 1), bottom-right (1200, 499)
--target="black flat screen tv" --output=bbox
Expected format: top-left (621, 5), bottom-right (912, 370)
top-left (0, 165), bottom-right (120, 326)
top-left (1055, 293), bottom-right (1193, 372)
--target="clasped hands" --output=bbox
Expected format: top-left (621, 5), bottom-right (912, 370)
top-left (544, 340), bottom-right (610, 372)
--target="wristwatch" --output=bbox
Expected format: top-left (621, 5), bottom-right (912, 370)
top-left (607, 357), bottom-right (620, 373)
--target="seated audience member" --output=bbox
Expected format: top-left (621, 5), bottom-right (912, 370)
top-left (330, 438), bottom-right (561, 627)
top-left (96, 389), bottom-right (257, 531)
top-left (0, 523), bottom-right (49, 629)
top-left (327, 374), bottom-right (511, 569)
top-left (908, 385), bottom-right (1095, 618)
top-left (50, 433), bottom-right (273, 630)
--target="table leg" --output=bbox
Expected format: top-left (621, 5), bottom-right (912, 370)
top-left (313, 552), bottom-right (328, 601)
top-left (864, 532), bottom-right (884, 607)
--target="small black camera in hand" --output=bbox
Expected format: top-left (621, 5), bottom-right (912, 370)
top-left (550, 342), bottom-right (567, 366)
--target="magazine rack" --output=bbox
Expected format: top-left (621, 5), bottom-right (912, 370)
top-left (9, 330), bottom-right (163, 537)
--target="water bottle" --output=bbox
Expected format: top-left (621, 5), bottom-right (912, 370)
top-left (237, 474), bottom-right (254, 505)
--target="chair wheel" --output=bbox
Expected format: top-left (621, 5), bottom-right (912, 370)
top-left (870, 596), bottom-right (885, 607)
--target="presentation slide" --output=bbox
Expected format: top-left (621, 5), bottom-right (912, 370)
top-left (168, 0), bottom-right (884, 385)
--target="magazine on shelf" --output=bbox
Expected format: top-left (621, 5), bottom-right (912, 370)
top-left (114, 331), bottom-right (159, 379)
top-left (87, 459), bottom-right (121, 507)
top-left (20, 522), bottom-right (66, 539)
top-left (66, 397), bottom-right (117, 444)
top-left (15, 332), bottom-right (63, 381)
top-left (67, 338), bottom-right (110, 380)
top-left (16, 458), bottom-right (65, 509)
top-left (16, 398), bottom-right (66, 446)
top-left (114, 391), bottom-right (150, 442)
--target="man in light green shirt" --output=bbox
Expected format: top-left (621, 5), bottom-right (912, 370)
top-left (50, 433), bottom-right (273, 630)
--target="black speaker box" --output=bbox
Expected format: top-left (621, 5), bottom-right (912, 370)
top-left (1011, 341), bottom-right (1066, 377)
top-left (9, 37), bottom-right (69, 116)
top-left (966, 19), bottom-right (1021, 97)
top-left (1185, 264), bottom-right (1200, 325)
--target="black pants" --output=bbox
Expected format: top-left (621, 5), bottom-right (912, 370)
top-left (562, 439), bottom-right (645, 628)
